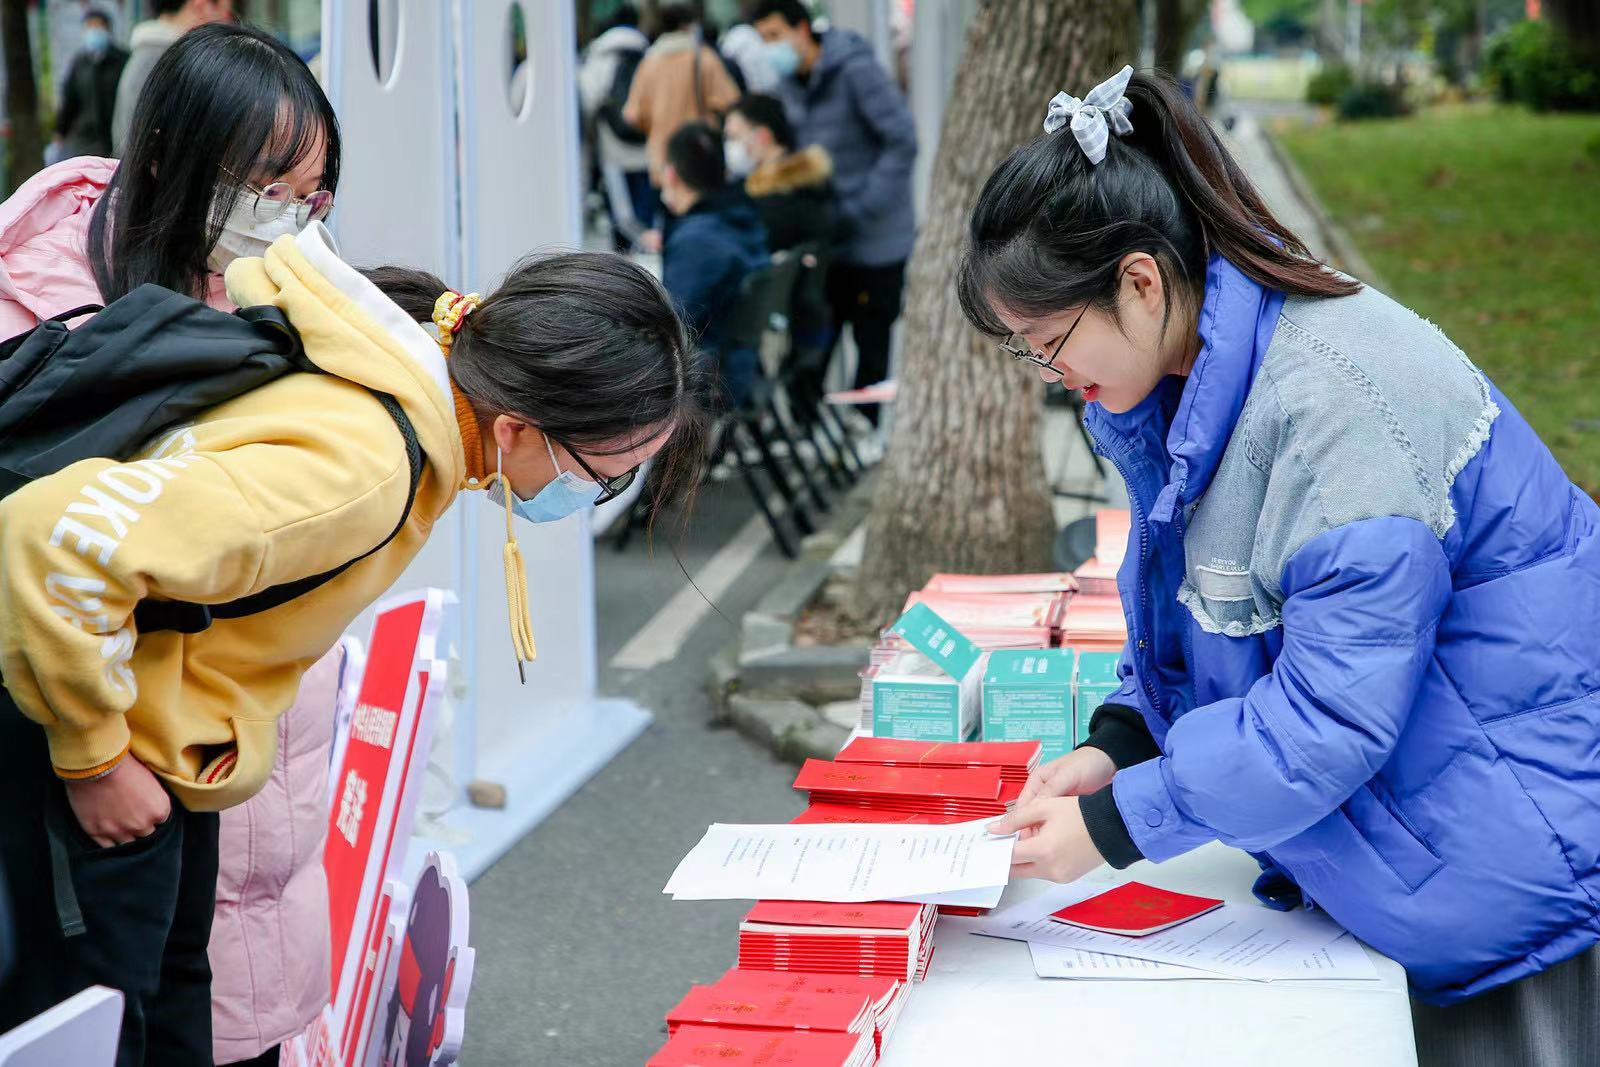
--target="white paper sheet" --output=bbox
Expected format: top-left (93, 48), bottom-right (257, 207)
top-left (664, 819), bottom-right (1018, 902)
top-left (893, 883), bottom-right (1007, 909)
top-left (972, 882), bottom-right (1378, 982)
top-left (1028, 933), bottom-right (1376, 982)
top-left (1029, 943), bottom-right (1227, 980)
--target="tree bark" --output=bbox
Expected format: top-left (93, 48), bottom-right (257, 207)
top-left (1153, 0), bottom-right (1208, 76)
top-left (854, 0), bottom-right (1134, 624)
top-left (2, 0), bottom-right (44, 197)
top-left (1546, 0), bottom-right (1600, 63)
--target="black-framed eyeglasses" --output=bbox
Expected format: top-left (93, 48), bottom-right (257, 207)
top-left (557, 444), bottom-right (639, 506)
top-left (998, 302), bottom-right (1090, 371)
top-left (220, 166), bottom-right (335, 226)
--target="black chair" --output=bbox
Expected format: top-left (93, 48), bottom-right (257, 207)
top-left (611, 251), bottom-right (825, 558)
top-left (776, 243), bottom-right (866, 485)
top-left (713, 251), bottom-right (832, 557)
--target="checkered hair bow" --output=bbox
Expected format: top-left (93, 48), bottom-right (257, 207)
top-left (1043, 64), bottom-right (1135, 165)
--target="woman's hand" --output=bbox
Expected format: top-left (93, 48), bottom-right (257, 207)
top-left (1018, 746), bottom-right (1117, 807)
top-left (64, 755), bottom-right (173, 848)
top-left (990, 796), bottom-right (1106, 884)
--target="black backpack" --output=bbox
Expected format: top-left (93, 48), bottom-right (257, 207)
top-left (596, 44), bottom-right (649, 146)
top-left (0, 284), bottom-right (423, 636)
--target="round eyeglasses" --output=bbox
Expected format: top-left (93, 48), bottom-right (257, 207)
top-left (222, 167), bottom-right (334, 226)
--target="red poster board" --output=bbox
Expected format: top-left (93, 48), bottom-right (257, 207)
top-left (312, 589), bottom-right (449, 1067)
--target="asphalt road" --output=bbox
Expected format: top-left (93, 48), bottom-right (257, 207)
top-left (464, 478), bottom-right (808, 1066)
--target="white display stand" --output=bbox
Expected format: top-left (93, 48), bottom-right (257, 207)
top-left (0, 987), bottom-right (122, 1067)
top-left (880, 844), bottom-right (1418, 1066)
top-left (322, 0), bottom-right (650, 884)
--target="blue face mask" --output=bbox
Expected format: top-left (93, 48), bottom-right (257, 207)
top-left (764, 39), bottom-right (801, 79)
top-left (82, 27), bottom-right (111, 54)
top-left (488, 437), bottom-right (602, 524)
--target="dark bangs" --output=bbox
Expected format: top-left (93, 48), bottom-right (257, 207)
top-left (87, 22), bottom-right (342, 303)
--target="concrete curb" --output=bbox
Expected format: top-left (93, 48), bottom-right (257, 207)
top-left (709, 472), bottom-right (880, 763)
top-left (1260, 122), bottom-right (1387, 290)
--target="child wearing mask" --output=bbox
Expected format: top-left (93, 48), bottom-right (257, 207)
top-left (0, 26), bottom-right (341, 1066)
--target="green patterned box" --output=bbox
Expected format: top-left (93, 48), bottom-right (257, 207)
top-left (871, 604), bottom-right (984, 742)
top-left (1073, 652), bottom-right (1123, 745)
top-left (982, 649), bottom-right (1077, 761)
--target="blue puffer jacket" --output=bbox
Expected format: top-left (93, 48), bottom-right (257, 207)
top-left (1086, 255), bottom-right (1600, 1005)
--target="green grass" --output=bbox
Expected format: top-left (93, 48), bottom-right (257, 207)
top-left (1277, 104), bottom-right (1600, 493)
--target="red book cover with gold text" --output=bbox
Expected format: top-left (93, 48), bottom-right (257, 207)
top-left (665, 984), bottom-right (872, 1036)
top-left (648, 1025), bottom-right (875, 1067)
top-left (792, 759), bottom-right (1002, 802)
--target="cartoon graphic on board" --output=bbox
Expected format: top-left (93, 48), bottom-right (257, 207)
top-left (378, 852), bottom-right (475, 1067)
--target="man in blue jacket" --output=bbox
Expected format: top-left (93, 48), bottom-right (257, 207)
top-left (660, 122), bottom-right (770, 410)
top-left (753, 0), bottom-right (916, 425)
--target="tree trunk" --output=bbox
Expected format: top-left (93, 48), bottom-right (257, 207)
top-left (1546, 0), bottom-right (1600, 63)
top-left (1153, 0), bottom-right (1208, 76)
top-left (854, 0), bottom-right (1135, 624)
top-left (2, 0), bottom-right (44, 197)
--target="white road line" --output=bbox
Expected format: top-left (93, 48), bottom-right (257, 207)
top-left (609, 511), bottom-right (773, 671)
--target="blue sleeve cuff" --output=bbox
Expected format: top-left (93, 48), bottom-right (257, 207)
top-left (1113, 757), bottom-right (1217, 863)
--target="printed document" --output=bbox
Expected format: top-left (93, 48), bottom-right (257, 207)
top-left (973, 882), bottom-right (1379, 982)
top-left (664, 819), bottom-right (1016, 902)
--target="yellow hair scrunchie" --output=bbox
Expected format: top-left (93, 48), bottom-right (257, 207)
top-left (432, 290), bottom-right (482, 351)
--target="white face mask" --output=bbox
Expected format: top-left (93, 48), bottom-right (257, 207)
top-left (206, 190), bottom-right (305, 273)
top-left (725, 137), bottom-right (756, 178)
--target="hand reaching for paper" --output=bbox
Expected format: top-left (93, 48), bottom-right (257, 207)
top-left (990, 796), bottom-right (1106, 884)
top-left (1017, 746), bottom-right (1116, 807)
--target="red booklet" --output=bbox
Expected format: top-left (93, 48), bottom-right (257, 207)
top-left (648, 1025), bottom-right (876, 1067)
top-left (745, 901), bottom-right (927, 933)
top-left (790, 804), bottom-right (966, 826)
top-left (836, 738), bottom-right (1042, 777)
top-left (666, 984), bottom-right (872, 1036)
top-left (1049, 882), bottom-right (1225, 936)
top-left (902, 590), bottom-right (1068, 629)
top-left (1071, 556), bottom-right (1121, 596)
top-left (711, 969), bottom-right (900, 1008)
top-left (793, 759), bottom-right (1002, 802)
top-left (924, 572), bottom-right (1078, 595)
top-left (1095, 508), bottom-right (1132, 565)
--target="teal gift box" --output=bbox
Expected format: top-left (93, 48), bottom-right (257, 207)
top-left (982, 649), bottom-right (1077, 761)
top-left (871, 603), bottom-right (985, 742)
top-left (1073, 651), bottom-right (1123, 744)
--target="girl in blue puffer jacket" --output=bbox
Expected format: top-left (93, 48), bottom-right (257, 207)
top-left (978, 67), bottom-right (1600, 1066)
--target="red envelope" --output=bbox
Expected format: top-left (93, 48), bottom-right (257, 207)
top-left (1049, 882), bottom-right (1224, 936)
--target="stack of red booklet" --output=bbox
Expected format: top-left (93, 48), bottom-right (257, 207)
top-left (1073, 509), bottom-right (1132, 595)
top-left (648, 1025), bottom-right (876, 1067)
top-left (708, 970), bottom-right (910, 1052)
top-left (901, 590), bottom-right (1068, 634)
top-left (665, 968), bottom-right (911, 1059)
top-left (666, 982), bottom-right (874, 1040)
top-left (924, 572), bottom-right (1078, 595)
top-left (790, 804), bottom-right (965, 826)
top-left (1060, 592), bottom-right (1128, 653)
top-left (792, 758), bottom-right (1021, 819)
top-left (834, 737), bottom-right (1042, 785)
top-left (738, 900), bottom-right (938, 983)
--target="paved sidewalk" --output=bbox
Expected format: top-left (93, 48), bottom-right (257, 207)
top-left (1221, 105), bottom-right (1336, 265)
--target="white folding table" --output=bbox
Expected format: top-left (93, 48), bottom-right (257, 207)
top-left (879, 842), bottom-right (1418, 1066)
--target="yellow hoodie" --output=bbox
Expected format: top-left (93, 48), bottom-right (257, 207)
top-left (0, 224), bottom-right (468, 812)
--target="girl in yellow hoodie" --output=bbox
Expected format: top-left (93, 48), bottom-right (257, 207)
top-left (0, 222), bottom-right (708, 1064)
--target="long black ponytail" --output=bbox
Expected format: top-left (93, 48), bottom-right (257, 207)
top-left (958, 71), bottom-right (1357, 340)
top-left (362, 255), bottom-right (712, 524)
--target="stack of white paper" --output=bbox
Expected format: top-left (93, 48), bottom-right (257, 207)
top-left (972, 883), bottom-right (1380, 983)
top-left (663, 820), bottom-right (1016, 903)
